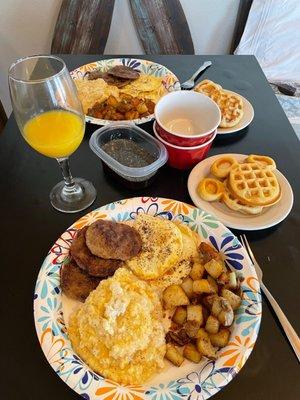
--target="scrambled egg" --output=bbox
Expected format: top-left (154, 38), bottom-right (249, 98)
top-left (126, 214), bottom-right (183, 280)
top-left (68, 268), bottom-right (166, 384)
top-left (74, 79), bottom-right (119, 113)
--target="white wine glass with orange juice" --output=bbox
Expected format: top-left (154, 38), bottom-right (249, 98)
top-left (8, 55), bottom-right (96, 213)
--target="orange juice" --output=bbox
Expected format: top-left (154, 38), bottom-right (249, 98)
top-left (23, 110), bottom-right (84, 158)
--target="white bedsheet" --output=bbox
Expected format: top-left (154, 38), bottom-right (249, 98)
top-left (235, 0), bottom-right (300, 139)
top-left (235, 0), bottom-right (300, 83)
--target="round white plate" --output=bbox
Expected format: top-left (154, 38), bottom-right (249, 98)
top-left (217, 93), bottom-right (254, 135)
top-left (70, 58), bottom-right (181, 126)
top-left (188, 154), bottom-right (294, 230)
top-left (34, 197), bottom-right (261, 399)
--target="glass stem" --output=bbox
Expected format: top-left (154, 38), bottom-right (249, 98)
top-left (57, 157), bottom-right (76, 192)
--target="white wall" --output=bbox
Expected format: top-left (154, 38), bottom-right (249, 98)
top-left (0, 0), bottom-right (239, 115)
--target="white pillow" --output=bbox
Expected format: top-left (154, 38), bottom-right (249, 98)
top-left (235, 0), bottom-right (300, 83)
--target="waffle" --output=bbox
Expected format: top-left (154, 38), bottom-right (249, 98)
top-left (222, 179), bottom-right (263, 215)
top-left (228, 162), bottom-right (281, 206)
top-left (197, 178), bottom-right (224, 201)
top-left (245, 155), bottom-right (276, 170)
top-left (211, 89), bottom-right (244, 128)
top-left (210, 155), bottom-right (238, 179)
top-left (194, 79), bottom-right (222, 97)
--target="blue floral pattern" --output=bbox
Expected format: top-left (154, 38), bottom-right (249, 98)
top-left (177, 361), bottom-right (236, 400)
top-left (34, 197), bottom-right (261, 400)
top-left (208, 234), bottom-right (244, 271)
top-left (146, 381), bottom-right (183, 400)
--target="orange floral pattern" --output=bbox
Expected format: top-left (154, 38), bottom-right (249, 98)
top-left (72, 211), bottom-right (107, 229)
top-left (95, 379), bottom-right (145, 400)
top-left (161, 199), bottom-right (192, 215)
top-left (40, 328), bottom-right (65, 370)
top-left (219, 335), bottom-right (255, 370)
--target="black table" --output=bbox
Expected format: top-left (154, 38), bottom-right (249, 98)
top-left (1, 55), bottom-right (299, 400)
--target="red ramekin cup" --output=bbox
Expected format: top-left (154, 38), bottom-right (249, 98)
top-left (154, 91), bottom-right (221, 147)
top-left (153, 121), bottom-right (217, 170)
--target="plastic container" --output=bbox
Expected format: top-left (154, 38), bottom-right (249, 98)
top-left (89, 123), bottom-right (168, 189)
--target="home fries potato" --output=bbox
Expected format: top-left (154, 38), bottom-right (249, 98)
top-left (62, 214), bottom-right (244, 384)
top-left (74, 65), bottom-right (167, 120)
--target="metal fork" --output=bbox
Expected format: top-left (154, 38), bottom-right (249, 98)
top-left (240, 234), bottom-right (300, 362)
top-left (181, 61), bottom-right (212, 90)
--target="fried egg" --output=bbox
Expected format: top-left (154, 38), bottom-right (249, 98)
top-left (126, 214), bottom-right (183, 280)
top-left (148, 222), bottom-right (200, 293)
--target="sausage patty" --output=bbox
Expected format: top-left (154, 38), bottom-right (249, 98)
top-left (70, 226), bottom-right (122, 277)
top-left (60, 259), bottom-right (101, 302)
top-left (85, 220), bottom-right (142, 261)
top-left (107, 65), bottom-right (140, 80)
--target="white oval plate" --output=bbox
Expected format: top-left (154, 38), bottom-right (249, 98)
top-left (217, 93), bottom-right (254, 135)
top-left (70, 58), bottom-right (181, 126)
top-left (34, 197), bottom-right (261, 399)
top-left (188, 154), bottom-right (294, 230)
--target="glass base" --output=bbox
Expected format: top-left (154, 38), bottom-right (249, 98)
top-left (50, 178), bottom-right (96, 213)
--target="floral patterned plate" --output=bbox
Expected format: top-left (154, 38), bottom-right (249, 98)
top-left (34, 197), bottom-right (262, 400)
top-left (70, 58), bottom-right (181, 126)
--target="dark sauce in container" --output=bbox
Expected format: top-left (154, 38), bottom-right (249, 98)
top-left (101, 139), bottom-right (156, 168)
top-left (89, 123), bottom-right (168, 189)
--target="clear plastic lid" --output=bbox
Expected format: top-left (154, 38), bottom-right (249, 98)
top-left (89, 122), bottom-right (168, 178)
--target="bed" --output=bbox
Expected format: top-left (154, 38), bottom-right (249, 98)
top-left (231, 0), bottom-right (300, 139)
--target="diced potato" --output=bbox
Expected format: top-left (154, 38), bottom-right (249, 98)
top-left (187, 305), bottom-right (203, 326)
top-left (202, 305), bottom-right (210, 323)
top-left (204, 259), bottom-right (224, 279)
top-left (136, 102), bottom-right (148, 114)
top-left (193, 279), bottom-right (215, 294)
top-left (183, 343), bottom-right (202, 363)
top-left (205, 315), bottom-right (220, 334)
top-left (191, 296), bottom-right (201, 305)
top-left (210, 296), bottom-right (234, 326)
top-left (166, 329), bottom-right (190, 346)
top-left (228, 272), bottom-right (237, 289)
top-left (163, 285), bottom-right (190, 309)
top-left (210, 328), bottom-right (230, 348)
top-left (202, 294), bottom-right (218, 310)
top-left (211, 297), bottom-right (224, 317)
top-left (190, 262), bottom-right (205, 280)
top-left (181, 277), bottom-right (194, 299)
top-left (217, 272), bottom-right (230, 286)
top-left (165, 344), bottom-right (184, 367)
top-left (216, 298), bottom-right (234, 326)
top-left (172, 306), bottom-right (187, 325)
top-left (106, 95), bottom-right (119, 107)
top-left (196, 327), bottom-right (209, 340)
top-left (207, 276), bottom-right (218, 293)
top-left (199, 242), bottom-right (221, 264)
top-left (196, 337), bottom-right (217, 360)
top-left (218, 310), bottom-right (234, 326)
top-left (221, 288), bottom-right (242, 311)
top-left (170, 321), bottom-right (180, 331)
top-left (184, 320), bottom-right (200, 338)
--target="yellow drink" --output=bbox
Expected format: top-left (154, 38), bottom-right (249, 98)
top-left (23, 110), bottom-right (84, 158)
